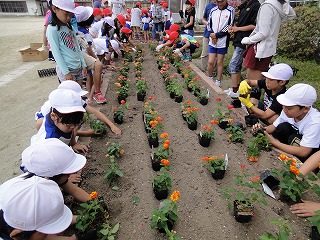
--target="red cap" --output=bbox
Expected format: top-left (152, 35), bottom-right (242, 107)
top-left (136, 1), bottom-right (142, 6)
top-left (102, 8), bottom-right (112, 16)
top-left (169, 24), bottom-right (179, 32)
top-left (121, 27), bottom-right (132, 34)
top-left (160, 1), bottom-right (167, 5)
top-left (117, 14), bottom-right (126, 26)
top-left (142, 9), bottom-right (148, 13)
top-left (186, 0), bottom-right (195, 5)
top-left (165, 30), bottom-right (171, 35)
top-left (169, 31), bottom-right (179, 44)
top-left (74, 3), bottom-right (80, 7)
top-left (93, 8), bottom-right (102, 16)
top-left (162, 2), bottom-right (168, 7)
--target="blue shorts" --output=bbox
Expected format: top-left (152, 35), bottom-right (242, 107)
top-left (208, 46), bottom-right (228, 55)
top-left (143, 23), bottom-right (150, 31)
top-left (229, 46), bottom-right (245, 74)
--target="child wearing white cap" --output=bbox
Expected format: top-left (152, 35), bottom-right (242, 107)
top-left (239, 63), bottom-right (294, 124)
top-left (21, 138), bottom-right (90, 203)
top-left (31, 89), bottom-right (88, 154)
top-left (0, 176), bottom-right (76, 240)
top-left (261, 83), bottom-right (320, 162)
top-left (35, 75), bottom-right (121, 135)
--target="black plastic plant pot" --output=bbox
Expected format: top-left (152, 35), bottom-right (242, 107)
top-left (187, 121), bottom-right (197, 130)
top-left (153, 188), bottom-right (168, 200)
top-left (177, 69), bottom-right (181, 74)
top-left (233, 122), bottom-right (245, 130)
top-left (174, 95), bottom-right (183, 103)
top-left (76, 230), bottom-right (98, 240)
top-left (148, 135), bottom-right (159, 148)
top-left (218, 120), bottom-right (229, 129)
top-left (198, 134), bottom-right (211, 147)
top-left (233, 200), bottom-right (253, 223)
top-left (193, 89), bottom-right (201, 97)
top-left (200, 98), bottom-right (208, 106)
top-left (231, 99), bottom-right (242, 108)
top-left (137, 93), bottom-right (146, 101)
top-left (187, 86), bottom-right (193, 92)
top-left (182, 114), bottom-right (187, 121)
top-left (260, 170), bottom-right (279, 191)
top-left (169, 92), bottom-right (175, 99)
top-left (151, 159), bottom-right (161, 171)
top-left (245, 114), bottom-right (259, 127)
top-left (310, 226), bottom-right (320, 240)
top-left (113, 115), bottom-right (123, 124)
top-left (117, 95), bottom-right (127, 104)
top-left (158, 220), bottom-right (174, 233)
top-left (211, 169), bottom-right (226, 180)
top-left (158, 64), bottom-right (162, 70)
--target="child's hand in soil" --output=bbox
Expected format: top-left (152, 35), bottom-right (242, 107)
top-left (252, 122), bottom-right (266, 132)
top-left (111, 125), bottom-right (122, 135)
top-left (68, 174), bottom-right (82, 184)
top-left (290, 200), bottom-right (320, 217)
top-left (72, 143), bottom-right (88, 154)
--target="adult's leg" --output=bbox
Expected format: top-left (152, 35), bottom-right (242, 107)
top-left (200, 37), bottom-right (209, 72)
top-left (246, 68), bottom-right (263, 80)
top-left (152, 23), bottom-right (156, 40)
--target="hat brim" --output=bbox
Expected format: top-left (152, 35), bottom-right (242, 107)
top-left (57, 4), bottom-right (80, 14)
top-left (276, 94), bottom-right (296, 107)
top-left (62, 153), bottom-right (87, 175)
top-left (261, 71), bottom-right (289, 81)
top-left (55, 106), bottom-right (86, 113)
top-left (36, 205), bottom-right (73, 234)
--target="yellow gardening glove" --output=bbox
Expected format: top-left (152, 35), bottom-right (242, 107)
top-left (239, 94), bottom-right (253, 109)
top-left (239, 80), bottom-right (252, 95)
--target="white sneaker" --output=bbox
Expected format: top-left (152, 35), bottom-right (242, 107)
top-left (228, 91), bottom-right (239, 98)
top-left (215, 80), bottom-right (221, 87)
top-left (224, 88), bottom-right (232, 93)
top-left (208, 76), bottom-right (213, 81)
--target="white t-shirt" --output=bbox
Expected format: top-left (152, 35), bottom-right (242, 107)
top-left (111, 0), bottom-right (125, 15)
top-left (90, 20), bottom-right (104, 38)
top-left (273, 107), bottom-right (320, 148)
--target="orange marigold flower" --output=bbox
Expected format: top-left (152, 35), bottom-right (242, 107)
top-left (164, 139), bottom-right (170, 145)
top-left (203, 126), bottom-right (211, 131)
top-left (186, 99), bottom-right (191, 104)
top-left (113, 106), bottom-right (118, 111)
top-left (193, 107), bottom-right (199, 111)
top-left (160, 132), bottom-right (168, 139)
top-left (210, 120), bottom-right (219, 125)
top-left (90, 191), bottom-right (98, 199)
top-left (160, 159), bottom-right (170, 166)
top-left (228, 134), bottom-right (232, 138)
top-left (170, 190), bottom-right (180, 202)
top-left (163, 143), bottom-right (169, 149)
top-left (251, 176), bottom-right (260, 183)
top-left (228, 119), bottom-right (234, 124)
top-left (119, 149), bottom-right (125, 155)
top-left (144, 102), bottom-right (149, 105)
top-left (156, 116), bottom-right (163, 122)
top-left (201, 157), bottom-right (210, 162)
top-left (248, 157), bottom-right (259, 162)
top-left (114, 82), bottom-right (121, 87)
top-left (279, 154), bottom-right (287, 161)
top-left (120, 100), bottom-right (126, 104)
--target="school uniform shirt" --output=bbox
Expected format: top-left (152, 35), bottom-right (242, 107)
top-left (90, 20), bottom-right (104, 38)
top-left (207, 4), bottom-right (235, 48)
top-left (273, 107), bottom-right (320, 148)
top-left (142, 16), bottom-right (151, 31)
top-left (202, 2), bottom-right (216, 38)
top-left (47, 25), bottom-right (86, 76)
top-left (257, 79), bottom-right (285, 115)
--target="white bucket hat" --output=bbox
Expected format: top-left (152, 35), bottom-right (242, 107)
top-left (52, 0), bottom-right (79, 14)
top-left (58, 80), bottom-right (88, 96)
top-left (49, 89), bottom-right (86, 113)
top-left (104, 16), bottom-right (116, 29)
top-left (75, 6), bottom-right (94, 22)
top-left (110, 40), bottom-right (119, 51)
top-left (22, 138), bottom-right (87, 177)
top-left (0, 176), bottom-right (72, 234)
top-left (277, 83), bottom-right (317, 107)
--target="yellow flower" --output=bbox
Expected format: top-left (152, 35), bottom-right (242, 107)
top-left (170, 191), bottom-right (180, 202)
top-left (90, 191), bottom-right (98, 199)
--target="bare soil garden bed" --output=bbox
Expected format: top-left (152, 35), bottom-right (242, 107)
top-left (75, 46), bottom-right (315, 240)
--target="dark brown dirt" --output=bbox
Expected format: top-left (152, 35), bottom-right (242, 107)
top-left (76, 47), bottom-right (315, 240)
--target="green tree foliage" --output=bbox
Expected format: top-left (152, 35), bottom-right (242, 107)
top-left (277, 4), bottom-right (320, 62)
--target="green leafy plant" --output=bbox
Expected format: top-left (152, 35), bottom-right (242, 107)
top-left (196, 88), bottom-right (209, 101)
top-left (106, 142), bottom-right (124, 158)
top-left (173, 83), bottom-right (184, 97)
top-left (147, 116), bottom-right (164, 139)
top-left (76, 192), bottom-right (119, 240)
top-left (183, 106), bottom-right (198, 124)
top-left (153, 134), bottom-right (172, 160)
top-left (150, 191), bottom-right (180, 237)
top-left (200, 125), bottom-right (215, 140)
top-left (259, 219), bottom-right (291, 240)
top-left (226, 125), bottom-right (244, 143)
top-left (253, 133), bottom-right (272, 151)
top-left (222, 164), bottom-right (267, 208)
top-left (201, 155), bottom-right (226, 173)
top-left (153, 170), bottom-right (172, 191)
top-left (85, 114), bottom-right (107, 134)
top-left (246, 141), bottom-right (260, 162)
top-left (271, 156), bottom-right (311, 202)
top-left (308, 210), bottom-right (320, 234)
top-left (136, 77), bottom-right (148, 95)
top-left (104, 155), bottom-right (123, 185)
top-left (113, 100), bottom-right (129, 121)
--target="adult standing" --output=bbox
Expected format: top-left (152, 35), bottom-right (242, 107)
top-left (226, 0), bottom-right (260, 97)
top-left (241, 0), bottom-right (296, 80)
top-left (151, 0), bottom-right (163, 40)
top-left (131, 2), bottom-right (142, 40)
top-left (110, 0), bottom-right (126, 17)
top-left (200, 0), bottom-right (216, 72)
